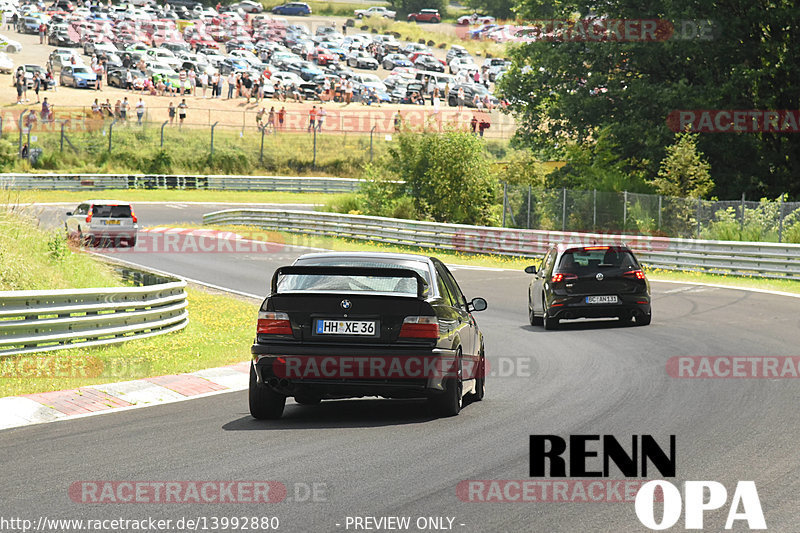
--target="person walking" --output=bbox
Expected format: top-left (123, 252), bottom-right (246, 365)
top-left (308, 105), bottom-right (316, 132)
top-left (168, 100), bottom-right (175, 125)
top-left (316, 106), bottom-right (326, 131)
top-left (135, 98), bottom-right (145, 124)
top-left (14, 67), bottom-right (24, 104)
top-left (177, 99), bottom-right (187, 127)
top-left (33, 73), bottom-right (41, 103)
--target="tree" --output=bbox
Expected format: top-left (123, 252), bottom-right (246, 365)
top-left (464, 0), bottom-right (516, 20)
top-left (650, 131), bottom-right (713, 198)
top-left (374, 130), bottom-right (499, 225)
top-left (498, 0), bottom-right (800, 199)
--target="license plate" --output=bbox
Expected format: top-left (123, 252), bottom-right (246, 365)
top-left (104, 220), bottom-right (121, 225)
top-left (586, 295), bottom-right (618, 304)
top-left (315, 319), bottom-right (377, 336)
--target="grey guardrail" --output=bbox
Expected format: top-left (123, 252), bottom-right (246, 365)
top-left (0, 174), bottom-right (362, 193)
top-left (203, 209), bottom-right (800, 280)
top-left (0, 268), bottom-right (188, 357)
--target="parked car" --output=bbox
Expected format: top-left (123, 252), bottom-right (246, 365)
top-left (407, 9), bottom-right (440, 23)
top-left (271, 2), bottom-right (311, 16)
top-left (248, 252), bottom-right (487, 419)
top-left (457, 13), bottom-right (495, 25)
top-left (347, 50), bottom-right (379, 70)
top-left (20, 64), bottom-right (56, 89)
top-left (414, 54), bottom-right (445, 72)
top-left (65, 201), bottom-right (139, 247)
top-left (382, 53), bottom-right (413, 70)
top-left (525, 244), bottom-right (652, 329)
top-left (0, 51), bottom-right (12, 73)
top-left (447, 83), bottom-right (498, 108)
top-left (60, 65), bottom-right (97, 88)
top-left (229, 0), bottom-right (263, 13)
top-left (354, 6), bottom-right (395, 19)
top-left (0, 33), bottom-right (22, 53)
top-left (106, 66), bottom-right (144, 88)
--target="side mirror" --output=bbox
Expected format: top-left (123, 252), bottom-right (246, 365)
top-left (468, 297), bottom-right (487, 312)
top-left (66, 211), bottom-right (73, 216)
top-left (524, 265), bottom-right (537, 274)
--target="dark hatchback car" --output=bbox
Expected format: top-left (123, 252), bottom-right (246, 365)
top-left (525, 244), bottom-right (651, 329)
top-left (250, 252), bottom-right (487, 419)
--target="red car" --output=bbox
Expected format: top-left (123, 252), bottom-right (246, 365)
top-left (407, 9), bottom-right (441, 23)
top-left (311, 47), bottom-right (337, 66)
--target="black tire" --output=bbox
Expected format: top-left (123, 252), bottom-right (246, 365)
top-left (528, 298), bottom-right (543, 326)
top-left (429, 353), bottom-right (462, 416)
top-left (543, 309), bottom-right (559, 330)
top-left (469, 350), bottom-right (485, 402)
top-left (636, 312), bottom-right (652, 326)
top-left (249, 363), bottom-right (286, 419)
top-left (448, 97), bottom-right (456, 107)
top-left (127, 237), bottom-right (137, 247)
top-left (294, 395), bottom-right (321, 405)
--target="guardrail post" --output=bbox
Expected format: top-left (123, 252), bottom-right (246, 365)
top-left (108, 119), bottom-right (118, 152)
top-left (778, 196), bottom-right (784, 243)
top-left (160, 120), bottom-right (168, 148)
top-left (658, 195), bottom-right (662, 231)
top-left (210, 121), bottom-right (219, 155)
top-left (561, 187), bottom-right (567, 232)
top-left (369, 125), bottom-right (376, 162)
top-left (696, 198), bottom-right (701, 239)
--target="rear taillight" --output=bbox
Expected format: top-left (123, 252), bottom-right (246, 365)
top-left (550, 273), bottom-right (578, 283)
top-left (131, 208), bottom-right (137, 223)
top-left (257, 311), bottom-right (292, 335)
top-left (399, 316), bottom-right (439, 339)
top-left (623, 270), bottom-right (646, 280)
top-left (86, 204), bottom-right (93, 223)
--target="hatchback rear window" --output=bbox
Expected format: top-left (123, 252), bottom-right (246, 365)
top-left (92, 205), bottom-right (132, 218)
top-left (558, 248), bottom-right (638, 270)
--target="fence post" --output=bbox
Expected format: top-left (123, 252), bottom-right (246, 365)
top-left (260, 127), bottom-right (265, 164)
top-left (160, 120), bottom-right (168, 148)
top-left (369, 125), bottom-right (376, 162)
top-left (502, 182), bottom-right (507, 227)
top-left (592, 189), bottom-right (596, 231)
top-left (108, 119), bottom-right (118, 152)
top-left (60, 122), bottom-right (66, 152)
top-left (312, 127), bottom-right (317, 169)
top-left (740, 192), bottom-right (746, 234)
top-left (210, 121), bottom-right (219, 155)
top-left (658, 195), bottom-right (662, 231)
top-left (778, 196), bottom-right (784, 243)
top-left (0, 116), bottom-right (3, 139)
top-left (623, 190), bottom-right (628, 232)
top-left (696, 198), bottom-right (701, 239)
top-left (526, 185), bottom-right (531, 229)
top-left (561, 187), bottom-right (567, 231)
top-left (17, 110), bottom-right (28, 157)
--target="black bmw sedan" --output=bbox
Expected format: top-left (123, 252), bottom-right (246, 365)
top-left (525, 244), bottom-right (651, 330)
top-left (250, 252), bottom-right (488, 419)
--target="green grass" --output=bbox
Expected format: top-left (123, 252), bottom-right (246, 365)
top-left (13, 189), bottom-right (331, 205)
top-left (0, 287), bottom-right (257, 397)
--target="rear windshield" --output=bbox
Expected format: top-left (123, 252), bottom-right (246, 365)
top-left (92, 205), bottom-right (132, 218)
top-left (280, 259), bottom-right (432, 296)
top-left (558, 248), bottom-right (638, 270)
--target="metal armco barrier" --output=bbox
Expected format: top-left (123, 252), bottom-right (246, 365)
top-left (203, 209), bottom-right (800, 280)
top-left (0, 174), bottom-right (362, 193)
top-left (0, 276), bottom-right (188, 357)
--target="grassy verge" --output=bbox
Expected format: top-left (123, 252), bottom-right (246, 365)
top-left (196, 222), bottom-right (800, 294)
top-left (12, 189), bottom-right (331, 205)
top-left (360, 18), bottom-right (508, 57)
top-left (0, 287), bottom-right (257, 397)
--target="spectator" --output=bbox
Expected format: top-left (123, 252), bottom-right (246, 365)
top-left (38, 22), bottom-right (46, 44)
top-left (177, 98), bottom-right (187, 127)
top-left (478, 117), bottom-right (490, 137)
top-left (278, 106), bottom-right (285, 129)
top-left (473, 93), bottom-right (484, 110)
top-left (242, 73), bottom-right (253, 103)
top-left (226, 72), bottom-right (236, 99)
top-left (91, 98), bottom-right (101, 117)
top-left (14, 67), bottom-right (23, 105)
top-left (394, 111), bottom-right (402, 132)
top-left (41, 98), bottom-right (51, 122)
top-left (267, 107), bottom-right (275, 131)
top-left (33, 73), bottom-right (41, 103)
top-left (102, 99), bottom-right (113, 117)
top-left (135, 98), bottom-right (145, 124)
top-left (120, 97), bottom-right (129, 120)
top-left (126, 69), bottom-right (133, 91)
top-left (457, 87), bottom-right (465, 111)
top-left (168, 100), bottom-right (175, 125)
top-left (470, 115), bottom-right (478, 134)
top-left (188, 69), bottom-right (196, 96)
top-left (308, 105), bottom-right (316, 132)
top-left (199, 71), bottom-right (208, 98)
top-left (94, 61), bottom-right (103, 90)
top-left (316, 106), bottom-right (326, 131)
top-left (483, 93), bottom-right (493, 111)
top-left (344, 79), bottom-right (353, 104)
top-left (178, 69), bottom-right (187, 95)
top-left (256, 107), bottom-right (265, 129)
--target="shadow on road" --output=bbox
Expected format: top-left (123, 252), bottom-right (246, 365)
top-left (222, 398), bottom-right (454, 430)
top-left (520, 317), bottom-right (639, 332)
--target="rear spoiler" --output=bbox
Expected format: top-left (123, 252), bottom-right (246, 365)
top-left (270, 266), bottom-right (428, 299)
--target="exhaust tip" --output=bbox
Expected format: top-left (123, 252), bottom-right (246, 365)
top-left (279, 379), bottom-right (290, 387)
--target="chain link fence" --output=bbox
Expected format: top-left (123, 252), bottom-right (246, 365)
top-left (501, 185), bottom-right (800, 243)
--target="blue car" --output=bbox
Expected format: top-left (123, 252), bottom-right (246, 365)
top-left (59, 65), bottom-right (97, 89)
top-left (382, 53), bottom-right (413, 70)
top-left (271, 2), bottom-right (311, 15)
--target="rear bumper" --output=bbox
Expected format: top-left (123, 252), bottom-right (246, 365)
top-left (547, 295), bottom-right (650, 320)
top-left (251, 343), bottom-right (459, 399)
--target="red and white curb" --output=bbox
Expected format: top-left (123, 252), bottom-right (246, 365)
top-left (0, 362), bottom-right (250, 431)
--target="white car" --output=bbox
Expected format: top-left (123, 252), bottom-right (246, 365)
top-left (65, 201), bottom-right (139, 247)
top-left (0, 51), bottom-right (12, 73)
top-left (271, 71), bottom-right (304, 87)
top-left (352, 72), bottom-right (386, 93)
top-left (347, 50), bottom-right (379, 70)
top-left (354, 6), bottom-right (395, 19)
top-left (449, 56), bottom-right (476, 75)
top-left (146, 48), bottom-right (181, 70)
top-left (457, 13), bottom-right (495, 25)
top-left (0, 33), bottom-right (22, 53)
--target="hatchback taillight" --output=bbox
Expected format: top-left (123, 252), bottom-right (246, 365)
top-left (398, 316), bottom-right (439, 338)
top-left (86, 204), bottom-right (93, 223)
top-left (623, 270), bottom-right (646, 280)
top-left (550, 273), bottom-right (578, 283)
top-left (257, 311), bottom-right (292, 335)
top-left (131, 208), bottom-right (137, 223)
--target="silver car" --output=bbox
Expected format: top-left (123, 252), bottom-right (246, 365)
top-left (65, 201), bottom-right (138, 246)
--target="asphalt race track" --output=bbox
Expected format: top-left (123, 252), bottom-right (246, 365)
top-left (1, 204), bottom-right (799, 532)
